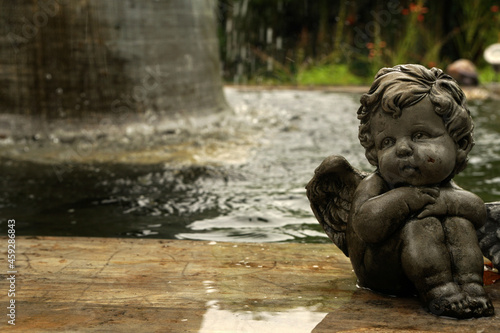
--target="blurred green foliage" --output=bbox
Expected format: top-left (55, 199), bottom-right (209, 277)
top-left (218, 0), bottom-right (500, 85)
top-left (297, 64), bottom-right (372, 85)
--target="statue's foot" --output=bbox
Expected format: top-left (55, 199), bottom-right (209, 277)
top-left (427, 293), bottom-right (472, 319)
top-left (424, 283), bottom-right (472, 319)
top-left (462, 283), bottom-right (495, 318)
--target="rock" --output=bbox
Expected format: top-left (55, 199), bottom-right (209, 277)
top-left (446, 59), bottom-right (479, 86)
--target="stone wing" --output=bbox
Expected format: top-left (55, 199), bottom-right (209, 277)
top-left (478, 202), bottom-right (500, 269)
top-left (306, 155), bottom-right (366, 257)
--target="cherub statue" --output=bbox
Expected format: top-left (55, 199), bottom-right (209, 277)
top-left (306, 64), bottom-right (495, 319)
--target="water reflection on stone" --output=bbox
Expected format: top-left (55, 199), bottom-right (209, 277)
top-left (199, 304), bottom-right (328, 333)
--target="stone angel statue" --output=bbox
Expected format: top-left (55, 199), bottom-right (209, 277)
top-left (306, 64), bottom-right (495, 319)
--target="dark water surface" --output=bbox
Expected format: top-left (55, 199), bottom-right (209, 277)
top-left (2, 87), bottom-right (500, 243)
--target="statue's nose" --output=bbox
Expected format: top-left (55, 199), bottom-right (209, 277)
top-left (396, 139), bottom-right (413, 157)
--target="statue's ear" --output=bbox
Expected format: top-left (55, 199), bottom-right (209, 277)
top-left (456, 137), bottom-right (472, 164)
top-left (365, 149), bottom-right (378, 167)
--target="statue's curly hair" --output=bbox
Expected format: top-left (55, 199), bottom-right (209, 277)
top-left (357, 64), bottom-right (474, 176)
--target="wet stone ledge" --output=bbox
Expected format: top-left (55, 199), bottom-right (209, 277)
top-left (1, 236), bottom-right (499, 332)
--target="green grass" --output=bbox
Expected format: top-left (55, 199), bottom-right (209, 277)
top-left (235, 63), bottom-right (500, 87)
top-left (478, 66), bottom-right (500, 83)
top-left (297, 64), bottom-right (372, 86)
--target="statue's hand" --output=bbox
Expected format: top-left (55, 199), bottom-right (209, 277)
top-left (403, 186), bottom-right (438, 213)
top-left (417, 187), bottom-right (448, 218)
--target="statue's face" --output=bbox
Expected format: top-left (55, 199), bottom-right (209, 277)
top-left (371, 97), bottom-right (457, 187)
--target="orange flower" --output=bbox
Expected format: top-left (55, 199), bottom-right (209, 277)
top-left (408, 3), bottom-right (428, 14)
top-left (417, 14), bottom-right (425, 22)
top-left (366, 42), bottom-right (374, 49)
top-left (401, 8), bottom-right (409, 15)
top-left (492, 5), bottom-right (499, 12)
top-left (346, 15), bottom-right (356, 25)
top-left (379, 41), bottom-right (387, 48)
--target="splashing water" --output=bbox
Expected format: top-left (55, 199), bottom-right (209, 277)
top-left (1, 87), bottom-right (500, 243)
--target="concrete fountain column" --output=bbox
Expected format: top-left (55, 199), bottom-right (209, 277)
top-left (0, 0), bottom-right (228, 140)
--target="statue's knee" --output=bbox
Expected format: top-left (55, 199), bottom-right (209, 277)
top-left (402, 217), bottom-right (444, 244)
top-left (443, 216), bottom-right (476, 233)
top-left (442, 217), bottom-right (482, 253)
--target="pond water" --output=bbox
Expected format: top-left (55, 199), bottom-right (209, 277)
top-left (2, 87), bottom-right (500, 243)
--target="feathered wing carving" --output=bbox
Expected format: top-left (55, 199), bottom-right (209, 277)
top-left (477, 202), bottom-right (500, 269)
top-left (306, 155), bottom-right (367, 257)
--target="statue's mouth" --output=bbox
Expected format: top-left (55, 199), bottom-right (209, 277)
top-left (400, 164), bottom-right (419, 176)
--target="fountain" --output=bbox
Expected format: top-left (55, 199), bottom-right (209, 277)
top-left (0, 0), bottom-right (228, 141)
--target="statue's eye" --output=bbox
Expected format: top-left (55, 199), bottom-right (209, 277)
top-left (412, 132), bottom-right (429, 141)
top-left (381, 137), bottom-right (395, 149)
